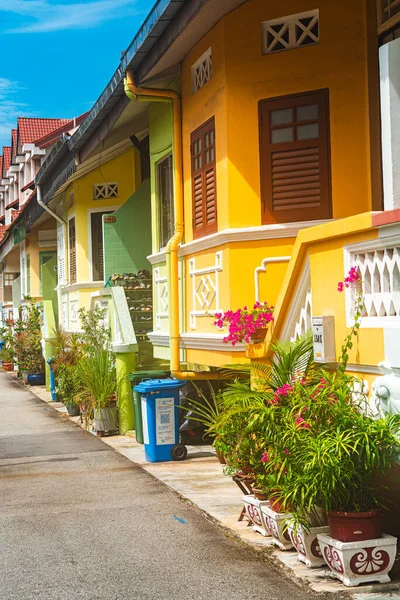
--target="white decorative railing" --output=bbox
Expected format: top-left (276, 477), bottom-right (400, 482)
top-left (154, 267), bottom-right (169, 330)
top-left (280, 257), bottom-right (312, 341)
top-left (189, 251), bottom-right (222, 330)
top-left (345, 237), bottom-right (400, 327)
top-left (69, 292), bottom-right (79, 329)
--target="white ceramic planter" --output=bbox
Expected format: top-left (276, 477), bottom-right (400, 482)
top-left (288, 524), bottom-right (329, 567)
top-left (93, 406), bottom-right (118, 432)
top-left (317, 533), bottom-right (397, 586)
top-left (261, 505), bottom-right (293, 550)
top-left (242, 495), bottom-right (271, 536)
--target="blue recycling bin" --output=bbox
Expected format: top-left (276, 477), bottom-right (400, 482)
top-left (46, 358), bottom-right (57, 401)
top-left (134, 378), bottom-right (187, 462)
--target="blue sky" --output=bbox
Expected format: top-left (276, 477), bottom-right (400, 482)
top-left (0, 0), bottom-right (154, 148)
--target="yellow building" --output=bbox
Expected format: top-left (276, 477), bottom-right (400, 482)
top-left (53, 144), bottom-right (141, 331)
top-left (23, 0), bottom-right (400, 387)
top-left (131, 0), bottom-right (394, 381)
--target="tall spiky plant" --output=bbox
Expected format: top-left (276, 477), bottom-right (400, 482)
top-left (77, 350), bottom-right (117, 410)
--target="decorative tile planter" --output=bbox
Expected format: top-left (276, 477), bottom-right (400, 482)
top-left (242, 495), bottom-right (271, 536)
top-left (288, 524), bottom-right (329, 567)
top-left (317, 533), bottom-right (397, 586)
top-left (261, 505), bottom-right (293, 550)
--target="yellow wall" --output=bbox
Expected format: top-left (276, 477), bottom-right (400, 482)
top-left (65, 147), bottom-right (139, 284)
top-left (181, 0), bottom-right (379, 241)
top-left (26, 220), bottom-right (56, 299)
top-left (58, 146), bottom-right (139, 331)
top-left (309, 233), bottom-right (384, 369)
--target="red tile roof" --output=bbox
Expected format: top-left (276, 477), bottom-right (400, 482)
top-left (0, 224), bottom-right (9, 242)
top-left (2, 147), bottom-right (11, 174)
top-left (35, 112), bottom-right (89, 149)
top-left (21, 179), bottom-right (34, 193)
top-left (0, 156), bottom-right (2, 175)
top-left (18, 117), bottom-right (71, 145)
top-left (11, 129), bottom-right (17, 158)
top-left (7, 199), bottom-right (19, 210)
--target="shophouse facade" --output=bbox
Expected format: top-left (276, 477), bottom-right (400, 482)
top-left (2, 0), bottom-right (400, 394)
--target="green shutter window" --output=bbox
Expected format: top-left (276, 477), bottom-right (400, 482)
top-left (157, 154), bottom-right (174, 250)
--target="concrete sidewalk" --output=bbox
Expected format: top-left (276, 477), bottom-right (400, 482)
top-left (13, 372), bottom-right (400, 599)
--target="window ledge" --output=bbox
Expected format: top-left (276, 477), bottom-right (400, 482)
top-left (147, 219), bottom-right (333, 264)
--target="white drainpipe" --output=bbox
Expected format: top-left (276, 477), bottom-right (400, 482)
top-left (36, 185), bottom-right (68, 326)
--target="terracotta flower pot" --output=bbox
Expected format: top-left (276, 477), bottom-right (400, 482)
top-left (250, 328), bottom-right (268, 343)
top-left (328, 510), bottom-right (382, 543)
top-left (215, 449), bottom-right (226, 464)
top-left (2, 362), bottom-right (14, 372)
top-left (253, 488), bottom-right (269, 501)
top-left (269, 490), bottom-right (290, 513)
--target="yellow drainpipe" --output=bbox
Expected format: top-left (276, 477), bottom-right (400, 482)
top-left (124, 71), bottom-right (221, 381)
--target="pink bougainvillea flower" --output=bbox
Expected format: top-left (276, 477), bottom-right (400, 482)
top-left (338, 267), bottom-right (361, 293)
top-left (295, 416), bottom-right (310, 429)
top-left (261, 452), bottom-right (269, 463)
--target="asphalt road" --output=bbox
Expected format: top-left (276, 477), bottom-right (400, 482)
top-left (0, 372), bottom-right (329, 600)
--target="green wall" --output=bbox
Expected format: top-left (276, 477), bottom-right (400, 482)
top-left (103, 179), bottom-right (152, 281)
top-left (149, 102), bottom-right (173, 254)
top-left (41, 255), bottom-right (58, 323)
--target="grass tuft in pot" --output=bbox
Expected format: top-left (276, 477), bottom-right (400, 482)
top-left (77, 350), bottom-right (118, 432)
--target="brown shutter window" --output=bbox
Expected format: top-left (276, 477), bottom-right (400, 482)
top-left (191, 117), bottom-right (217, 238)
top-left (91, 212), bottom-right (112, 282)
top-left (259, 90), bottom-right (331, 224)
top-left (69, 217), bottom-right (76, 284)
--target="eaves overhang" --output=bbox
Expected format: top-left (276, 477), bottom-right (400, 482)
top-left (70, 0), bottom-right (186, 154)
top-left (35, 133), bottom-right (76, 205)
top-left (33, 0), bottom-right (186, 204)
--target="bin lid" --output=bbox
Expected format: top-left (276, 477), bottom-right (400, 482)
top-left (126, 370), bottom-right (169, 383)
top-left (134, 378), bottom-right (186, 393)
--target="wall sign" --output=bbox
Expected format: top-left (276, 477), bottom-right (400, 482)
top-left (312, 316), bottom-right (336, 363)
top-left (103, 215), bottom-right (116, 223)
top-left (156, 397), bottom-right (175, 445)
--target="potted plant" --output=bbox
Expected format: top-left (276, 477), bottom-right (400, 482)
top-left (77, 350), bottom-right (118, 435)
top-left (271, 269), bottom-right (400, 580)
top-left (213, 301), bottom-right (274, 345)
top-left (14, 298), bottom-right (45, 384)
top-left (1, 347), bottom-right (15, 371)
top-left (0, 319), bottom-right (15, 371)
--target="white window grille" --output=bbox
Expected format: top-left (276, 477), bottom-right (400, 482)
top-left (93, 183), bottom-right (119, 200)
top-left (189, 251), bottom-right (222, 329)
top-left (57, 225), bottom-right (66, 285)
top-left (191, 48), bottom-right (212, 94)
top-left (346, 242), bottom-right (400, 327)
top-left (261, 10), bottom-right (319, 55)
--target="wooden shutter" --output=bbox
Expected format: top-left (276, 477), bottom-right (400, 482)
top-left (191, 117), bottom-right (217, 238)
top-left (69, 217), bottom-right (76, 284)
top-left (91, 212), bottom-right (112, 281)
top-left (259, 90), bottom-right (331, 224)
top-left (91, 213), bottom-right (103, 281)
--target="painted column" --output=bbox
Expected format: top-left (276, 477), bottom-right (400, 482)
top-left (379, 38), bottom-right (400, 211)
top-left (115, 351), bottom-right (136, 434)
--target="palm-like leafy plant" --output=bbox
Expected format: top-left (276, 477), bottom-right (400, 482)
top-left (181, 381), bottom-right (224, 437)
top-left (77, 350), bottom-right (117, 410)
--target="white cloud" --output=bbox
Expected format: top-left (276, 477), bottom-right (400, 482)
top-left (0, 0), bottom-right (141, 34)
top-left (0, 78), bottom-right (30, 148)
